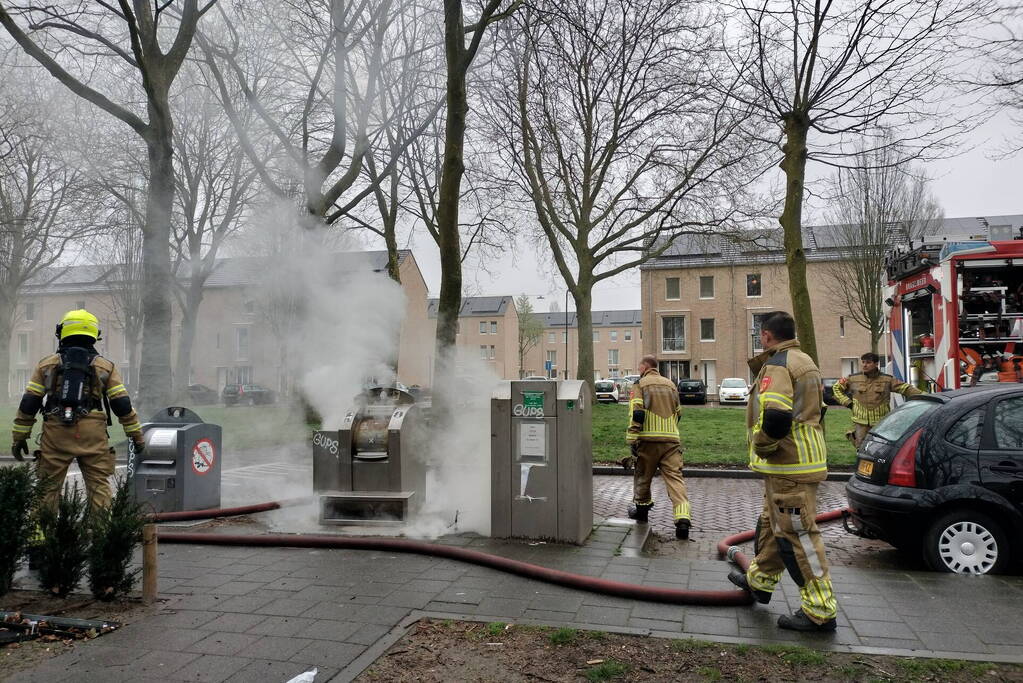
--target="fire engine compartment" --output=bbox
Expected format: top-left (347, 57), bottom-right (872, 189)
top-left (956, 260), bottom-right (1023, 383)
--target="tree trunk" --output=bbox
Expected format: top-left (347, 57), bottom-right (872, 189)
top-left (0, 299), bottom-right (15, 402)
top-left (574, 287), bottom-right (594, 390)
top-left (433, 0), bottom-right (467, 396)
top-left (137, 105), bottom-right (176, 414)
top-left (127, 333), bottom-right (140, 396)
top-left (871, 327), bottom-right (880, 356)
top-left (173, 283), bottom-right (203, 401)
top-left (778, 113), bottom-right (818, 364)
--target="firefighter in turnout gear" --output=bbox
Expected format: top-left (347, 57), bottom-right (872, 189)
top-left (833, 352), bottom-right (922, 447)
top-left (10, 310), bottom-right (144, 510)
top-left (727, 312), bottom-right (839, 632)
top-left (625, 355), bottom-right (692, 539)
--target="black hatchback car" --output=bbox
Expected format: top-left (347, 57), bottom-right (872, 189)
top-left (677, 379), bottom-right (707, 404)
top-left (845, 385), bottom-right (1023, 574)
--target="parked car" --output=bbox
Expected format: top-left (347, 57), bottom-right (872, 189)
top-left (222, 383), bottom-right (277, 406)
top-left (717, 378), bottom-right (750, 405)
top-left (523, 376), bottom-right (551, 381)
top-left (677, 379), bottom-right (707, 404)
top-left (822, 378), bottom-right (841, 406)
top-left (845, 385), bottom-right (1023, 574)
top-left (186, 384), bottom-right (219, 405)
top-left (594, 380), bottom-right (620, 404)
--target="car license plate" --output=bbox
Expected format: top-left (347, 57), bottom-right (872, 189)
top-left (685, 394), bottom-right (696, 398)
top-left (857, 459), bottom-right (873, 477)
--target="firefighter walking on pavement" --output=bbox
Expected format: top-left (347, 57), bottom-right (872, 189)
top-left (727, 312), bottom-right (839, 632)
top-left (833, 352), bottom-right (922, 448)
top-left (11, 310), bottom-right (145, 510)
top-left (625, 354), bottom-right (692, 539)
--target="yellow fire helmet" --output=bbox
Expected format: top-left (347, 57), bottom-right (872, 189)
top-left (56, 309), bottom-right (101, 341)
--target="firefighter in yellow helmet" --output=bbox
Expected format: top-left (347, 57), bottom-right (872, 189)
top-left (10, 310), bottom-right (144, 510)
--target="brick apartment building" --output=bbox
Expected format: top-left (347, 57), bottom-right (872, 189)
top-left (8, 251), bottom-right (432, 398)
top-left (522, 310), bottom-right (644, 380)
top-left (640, 229), bottom-right (872, 393)
top-left (426, 296), bottom-right (520, 380)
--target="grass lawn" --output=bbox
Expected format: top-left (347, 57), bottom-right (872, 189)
top-left (592, 401), bottom-right (857, 467)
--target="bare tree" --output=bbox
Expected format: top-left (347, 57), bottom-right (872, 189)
top-left (96, 196), bottom-right (146, 392)
top-left (730, 0), bottom-right (991, 363)
top-left (170, 72), bottom-right (261, 398)
top-left (515, 294), bottom-right (542, 378)
top-left (490, 0), bottom-right (760, 387)
top-left (431, 0), bottom-right (520, 388)
top-left (0, 1), bottom-right (216, 410)
top-left (197, 0), bottom-right (439, 232)
top-left (822, 139), bottom-right (944, 354)
top-left (0, 87), bottom-right (99, 400)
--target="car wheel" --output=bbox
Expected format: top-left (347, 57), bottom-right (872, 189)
top-left (923, 508), bottom-right (1010, 575)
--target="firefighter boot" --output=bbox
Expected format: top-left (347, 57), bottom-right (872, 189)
top-left (778, 609), bottom-right (837, 632)
top-left (627, 502), bottom-right (653, 523)
top-left (727, 569), bottom-right (771, 604)
top-left (675, 519), bottom-right (691, 540)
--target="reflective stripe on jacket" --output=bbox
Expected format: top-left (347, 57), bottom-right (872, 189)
top-left (626, 368), bottom-right (681, 443)
top-left (746, 339), bottom-right (827, 482)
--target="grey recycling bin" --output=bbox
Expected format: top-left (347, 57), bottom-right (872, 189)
top-left (491, 380), bottom-right (592, 544)
top-left (131, 406), bottom-right (222, 513)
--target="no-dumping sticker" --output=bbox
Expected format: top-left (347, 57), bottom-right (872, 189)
top-left (191, 438), bottom-right (216, 475)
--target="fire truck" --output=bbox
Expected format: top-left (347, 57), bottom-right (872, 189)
top-left (885, 236), bottom-right (1023, 391)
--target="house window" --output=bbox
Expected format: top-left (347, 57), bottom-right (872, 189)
top-left (75, 300), bottom-right (85, 310)
top-left (593, 330), bottom-right (599, 342)
top-left (24, 303), bottom-right (34, 321)
top-left (746, 273), bottom-right (762, 297)
top-left (236, 366), bottom-right (253, 384)
top-left (700, 318), bottom-right (715, 342)
top-left (661, 316), bottom-right (686, 353)
top-left (562, 331), bottom-right (567, 343)
top-left (699, 276), bottom-right (714, 299)
top-left (624, 330), bottom-right (632, 342)
top-left (608, 349), bottom-right (619, 367)
top-left (491, 321), bottom-right (498, 334)
top-left (479, 321), bottom-right (487, 334)
top-left (752, 313), bottom-right (770, 352)
top-left (610, 330), bottom-right (618, 342)
top-left (546, 350), bottom-right (557, 378)
top-left (548, 332), bottom-right (556, 343)
top-left (665, 277), bottom-right (681, 300)
top-left (489, 345), bottom-right (496, 360)
top-left (236, 327), bottom-right (250, 361)
top-left (17, 333), bottom-right (29, 363)
top-left (839, 316), bottom-right (846, 337)
top-left (480, 345), bottom-right (488, 359)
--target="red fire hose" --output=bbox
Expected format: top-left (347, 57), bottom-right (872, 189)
top-left (155, 505), bottom-right (850, 607)
top-left (151, 502), bottom-right (281, 522)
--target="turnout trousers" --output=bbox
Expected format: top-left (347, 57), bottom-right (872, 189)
top-left (633, 441), bottom-right (691, 522)
top-left (745, 476), bottom-right (838, 624)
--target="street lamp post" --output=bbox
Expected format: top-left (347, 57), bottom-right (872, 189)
top-left (564, 290), bottom-right (570, 380)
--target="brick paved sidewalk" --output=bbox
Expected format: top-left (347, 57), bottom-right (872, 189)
top-left (9, 478), bottom-right (1023, 683)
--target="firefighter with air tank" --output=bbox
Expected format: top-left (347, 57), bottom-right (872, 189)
top-left (11, 310), bottom-right (145, 510)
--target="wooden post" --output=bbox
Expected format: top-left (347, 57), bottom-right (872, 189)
top-left (142, 523), bottom-right (158, 605)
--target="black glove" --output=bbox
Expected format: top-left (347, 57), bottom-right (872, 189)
top-left (12, 440), bottom-right (27, 462)
top-left (131, 439), bottom-right (145, 456)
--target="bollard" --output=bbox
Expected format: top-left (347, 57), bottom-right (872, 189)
top-left (142, 524), bottom-right (158, 605)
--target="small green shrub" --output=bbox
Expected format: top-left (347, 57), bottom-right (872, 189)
top-left (585, 659), bottom-right (629, 681)
top-left (88, 476), bottom-right (147, 601)
top-left (34, 481), bottom-right (89, 598)
top-left (0, 464), bottom-right (40, 595)
top-left (671, 638), bottom-right (715, 652)
top-left (486, 622), bottom-right (507, 636)
top-left (548, 627), bottom-right (578, 645)
top-left (696, 666), bottom-right (722, 681)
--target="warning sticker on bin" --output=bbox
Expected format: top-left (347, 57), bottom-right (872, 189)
top-left (191, 438), bottom-right (216, 475)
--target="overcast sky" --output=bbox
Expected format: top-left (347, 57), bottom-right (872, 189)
top-left (363, 113), bottom-right (1023, 314)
